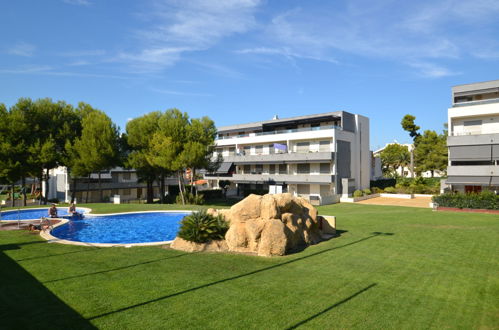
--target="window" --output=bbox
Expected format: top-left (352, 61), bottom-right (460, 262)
top-left (122, 189), bottom-right (131, 196)
top-left (297, 184), bottom-right (310, 194)
top-left (320, 185), bottom-right (330, 195)
top-left (228, 147), bottom-right (236, 156)
top-left (122, 172), bottom-right (131, 181)
top-left (255, 164), bottom-right (263, 174)
top-left (297, 163), bottom-right (310, 174)
top-left (463, 120), bottom-right (482, 135)
top-left (268, 144), bottom-right (275, 154)
top-left (464, 120), bottom-right (482, 126)
top-left (243, 146), bottom-right (250, 155)
top-left (255, 145), bottom-right (263, 155)
top-left (279, 164), bottom-right (287, 174)
top-left (269, 164), bottom-right (276, 174)
top-left (319, 140), bottom-right (330, 152)
top-left (296, 142), bottom-right (310, 153)
top-left (320, 163), bottom-right (330, 174)
top-left (244, 165), bottom-right (251, 174)
top-left (111, 189), bottom-right (119, 195)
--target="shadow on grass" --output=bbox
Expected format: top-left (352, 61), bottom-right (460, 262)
top-left (287, 229), bottom-right (349, 255)
top-left (0, 243), bottom-right (96, 329)
top-left (16, 246), bottom-right (102, 262)
top-left (43, 253), bottom-right (190, 284)
top-left (285, 283), bottom-right (378, 329)
top-left (88, 232), bottom-right (394, 321)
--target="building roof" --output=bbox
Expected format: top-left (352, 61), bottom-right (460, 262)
top-left (452, 79), bottom-right (499, 94)
top-left (217, 111), bottom-right (346, 133)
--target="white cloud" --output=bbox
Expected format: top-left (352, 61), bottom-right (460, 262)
top-left (0, 65), bottom-right (129, 79)
top-left (408, 62), bottom-right (460, 78)
top-left (6, 42), bottom-right (36, 57)
top-left (151, 88), bottom-right (213, 97)
top-left (118, 0), bottom-right (262, 72)
top-left (62, 0), bottom-right (92, 6)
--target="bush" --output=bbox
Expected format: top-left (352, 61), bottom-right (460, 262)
top-left (432, 191), bottom-right (499, 210)
top-left (362, 188), bottom-right (372, 196)
top-left (201, 189), bottom-right (224, 200)
top-left (371, 187), bottom-right (383, 194)
top-left (47, 198), bottom-right (60, 203)
top-left (242, 189), bottom-right (267, 197)
top-left (176, 192), bottom-right (205, 205)
top-left (384, 187), bottom-right (396, 194)
top-left (353, 190), bottom-right (363, 198)
top-left (177, 210), bottom-right (229, 243)
top-left (371, 178), bottom-right (396, 190)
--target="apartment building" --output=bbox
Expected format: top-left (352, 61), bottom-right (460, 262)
top-left (44, 167), bottom-right (178, 203)
top-left (205, 111), bottom-right (371, 205)
top-left (446, 79), bottom-right (499, 192)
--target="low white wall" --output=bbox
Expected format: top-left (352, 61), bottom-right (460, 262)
top-left (379, 193), bottom-right (413, 199)
top-left (340, 193), bottom-right (380, 203)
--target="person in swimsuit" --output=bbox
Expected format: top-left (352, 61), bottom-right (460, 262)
top-left (48, 204), bottom-right (58, 218)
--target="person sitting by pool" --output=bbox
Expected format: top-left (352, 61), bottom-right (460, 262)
top-left (48, 204), bottom-right (58, 218)
top-left (68, 203), bottom-right (81, 218)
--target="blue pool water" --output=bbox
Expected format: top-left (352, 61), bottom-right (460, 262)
top-left (51, 212), bottom-right (189, 244)
top-left (0, 208), bottom-right (86, 220)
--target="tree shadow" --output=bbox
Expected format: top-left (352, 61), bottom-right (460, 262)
top-left (286, 229), bottom-right (349, 255)
top-left (88, 232), bottom-right (394, 321)
top-left (285, 283), bottom-right (378, 329)
top-left (15, 247), bottom-right (102, 262)
top-left (0, 243), bottom-right (96, 329)
top-left (43, 253), bottom-right (190, 284)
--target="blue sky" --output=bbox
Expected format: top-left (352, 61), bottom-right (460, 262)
top-left (1, 0), bottom-right (499, 149)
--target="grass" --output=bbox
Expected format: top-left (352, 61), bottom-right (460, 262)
top-left (1, 203), bottom-right (498, 329)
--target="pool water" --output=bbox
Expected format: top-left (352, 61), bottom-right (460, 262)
top-left (0, 208), bottom-right (86, 220)
top-left (51, 212), bottom-right (188, 244)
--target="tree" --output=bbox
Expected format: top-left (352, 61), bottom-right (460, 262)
top-left (126, 112), bottom-right (162, 203)
top-left (380, 144), bottom-right (410, 177)
top-left (414, 130), bottom-right (447, 177)
top-left (72, 105), bottom-right (120, 202)
top-left (401, 114), bottom-right (421, 142)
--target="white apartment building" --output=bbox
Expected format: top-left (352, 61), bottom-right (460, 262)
top-left (204, 111), bottom-right (371, 205)
top-left (446, 79), bottom-right (499, 192)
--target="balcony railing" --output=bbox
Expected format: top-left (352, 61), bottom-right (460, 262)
top-left (453, 97), bottom-right (499, 107)
top-left (450, 129), bottom-right (482, 136)
top-left (216, 125), bottom-right (342, 140)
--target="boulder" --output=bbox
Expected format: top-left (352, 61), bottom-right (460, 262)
top-left (170, 237), bottom-right (228, 253)
top-left (223, 193), bottom-right (323, 256)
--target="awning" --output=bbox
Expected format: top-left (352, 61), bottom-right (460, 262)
top-left (215, 162), bottom-right (233, 174)
top-left (446, 176), bottom-right (491, 184)
top-left (491, 176), bottom-right (499, 185)
top-left (449, 145), bottom-right (491, 161)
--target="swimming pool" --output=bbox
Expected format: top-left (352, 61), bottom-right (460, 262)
top-left (0, 207), bottom-right (86, 221)
top-left (50, 212), bottom-right (189, 245)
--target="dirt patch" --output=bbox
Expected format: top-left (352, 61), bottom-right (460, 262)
top-left (355, 196), bottom-right (432, 208)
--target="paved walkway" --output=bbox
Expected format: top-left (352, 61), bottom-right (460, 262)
top-left (356, 196), bottom-right (433, 208)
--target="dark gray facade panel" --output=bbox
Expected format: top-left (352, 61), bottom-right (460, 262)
top-left (337, 140), bottom-right (351, 192)
top-left (341, 112), bottom-right (356, 133)
top-left (491, 176), bottom-right (499, 185)
top-left (446, 176), bottom-right (491, 184)
top-left (447, 133), bottom-right (499, 146)
top-left (449, 145), bottom-right (491, 161)
top-left (493, 145), bottom-right (499, 160)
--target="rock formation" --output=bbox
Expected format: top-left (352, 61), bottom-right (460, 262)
top-left (209, 193), bottom-right (323, 257)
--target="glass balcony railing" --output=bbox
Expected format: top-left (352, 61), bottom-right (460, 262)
top-left (216, 125), bottom-right (341, 140)
top-left (453, 97), bottom-right (499, 107)
top-left (450, 129), bottom-right (482, 136)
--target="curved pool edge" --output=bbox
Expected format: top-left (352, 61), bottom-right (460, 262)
top-left (0, 207), bottom-right (94, 222)
top-left (40, 209), bottom-right (193, 247)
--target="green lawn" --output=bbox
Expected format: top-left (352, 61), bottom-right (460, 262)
top-left (1, 203), bottom-right (498, 329)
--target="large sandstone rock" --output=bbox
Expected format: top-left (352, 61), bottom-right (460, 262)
top-left (170, 237), bottom-right (228, 253)
top-left (223, 193), bottom-right (322, 256)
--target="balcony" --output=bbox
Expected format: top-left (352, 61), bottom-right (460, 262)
top-left (220, 152), bottom-right (334, 164)
top-left (453, 97), bottom-right (499, 108)
top-left (447, 165), bottom-right (499, 177)
top-left (229, 173), bottom-right (335, 184)
top-left (448, 133), bottom-right (499, 146)
top-left (216, 125), bottom-right (342, 140)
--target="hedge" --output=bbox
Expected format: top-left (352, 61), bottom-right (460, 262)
top-left (370, 178), bottom-right (396, 190)
top-left (432, 191), bottom-right (499, 210)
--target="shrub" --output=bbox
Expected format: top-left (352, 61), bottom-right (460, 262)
top-left (177, 210), bottom-right (229, 243)
top-left (384, 187), bottom-right (396, 194)
top-left (362, 188), bottom-right (372, 195)
top-left (432, 191), bottom-right (499, 210)
top-left (201, 189), bottom-right (224, 200)
top-left (353, 190), bottom-right (363, 198)
top-left (371, 187), bottom-right (383, 194)
top-left (176, 192), bottom-right (205, 205)
top-left (371, 178), bottom-right (396, 190)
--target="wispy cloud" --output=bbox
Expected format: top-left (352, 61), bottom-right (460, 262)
top-left (117, 0), bottom-right (262, 72)
top-left (62, 0), bottom-right (92, 6)
top-left (151, 88), bottom-right (213, 97)
top-left (0, 65), bottom-right (129, 79)
top-left (235, 0), bottom-right (499, 77)
top-left (6, 41), bottom-right (36, 57)
top-left (59, 49), bottom-right (106, 57)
